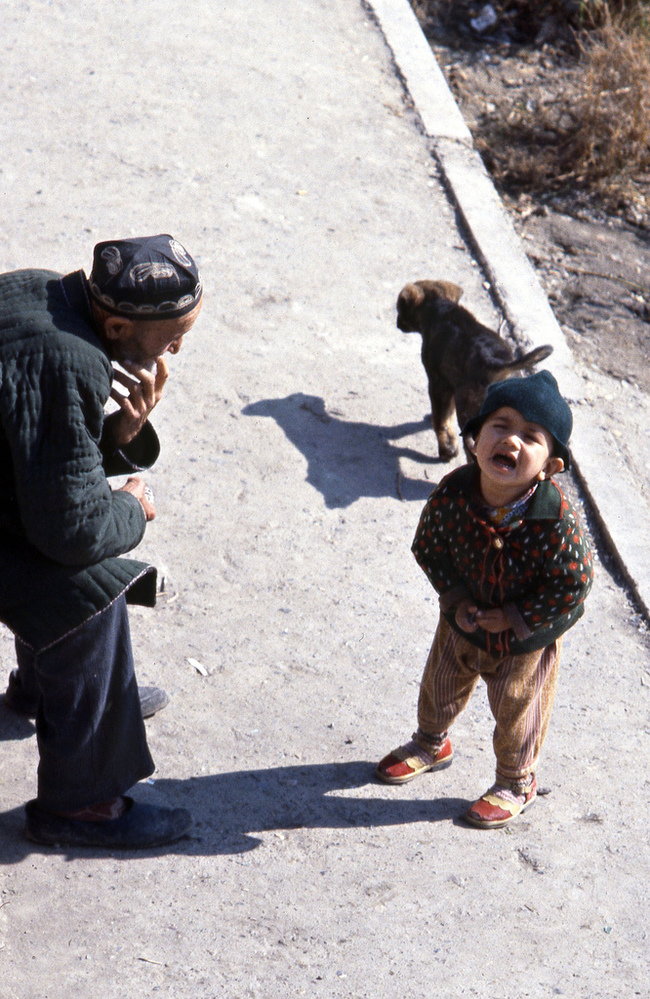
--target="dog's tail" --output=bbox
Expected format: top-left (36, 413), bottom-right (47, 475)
top-left (497, 343), bottom-right (554, 374)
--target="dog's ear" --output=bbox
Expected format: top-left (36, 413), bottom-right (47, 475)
top-left (397, 283), bottom-right (426, 310)
top-left (426, 280), bottom-right (463, 304)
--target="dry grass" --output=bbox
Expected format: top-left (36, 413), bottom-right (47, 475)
top-left (465, 5), bottom-right (650, 213)
top-left (586, 1), bottom-right (650, 31)
top-left (561, 15), bottom-right (650, 187)
top-left (413, 0), bottom-right (650, 215)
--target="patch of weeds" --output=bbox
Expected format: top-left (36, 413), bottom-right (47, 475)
top-left (480, 15), bottom-right (650, 210)
top-left (414, 2), bottom-right (650, 220)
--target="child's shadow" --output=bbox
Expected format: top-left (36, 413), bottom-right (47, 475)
top-left (0, 762), bottom-right (469, 861)
top-left (242, 393), bottom-right (443, 508)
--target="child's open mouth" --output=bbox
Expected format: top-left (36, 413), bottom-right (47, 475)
top-left (491, 451), bottom-right (517, 470)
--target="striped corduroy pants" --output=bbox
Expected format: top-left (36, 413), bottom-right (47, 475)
top-left (417, 616), bottom-right (561, 782)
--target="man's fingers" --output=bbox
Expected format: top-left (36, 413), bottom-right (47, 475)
top-left (112, 368), bottom-right (141, 390)
top-left (119, 477), bottom-right (156, 520)
top-left (109, 386), bottom-right (144, 416)
top-left (154, 356), bottom-right (170, 391)
top-left (110, 386), bottom-right (138, 408)
top-left (118, 358), bottom-right (169, 403)
top-left (141, 487), bottom-right (156, 520)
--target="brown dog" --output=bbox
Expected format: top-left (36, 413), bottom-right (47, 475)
top-left (397, 279), bottom-right (553, 461)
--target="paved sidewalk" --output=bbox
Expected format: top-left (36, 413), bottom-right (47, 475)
top-left (0, 2), bottom-right (648, 997)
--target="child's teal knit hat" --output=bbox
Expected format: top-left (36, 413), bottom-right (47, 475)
top-left (462, 370), bottom-right (572, 469)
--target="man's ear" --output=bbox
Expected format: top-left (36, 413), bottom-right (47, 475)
top-left (101, 315), bottom-right (135, 343)
top-left (538, 456), bottom-right (564, 480)
top-left (90, 301), bottom-right (134, 344)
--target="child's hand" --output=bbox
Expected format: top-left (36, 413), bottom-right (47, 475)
top-left (455, 599), bottom-right (479, 633)
top-left (475, 607), bottom-right (510, 633)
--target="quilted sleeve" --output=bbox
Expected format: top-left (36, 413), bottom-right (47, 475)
top-left (2, 349), bottom-right (147, 566)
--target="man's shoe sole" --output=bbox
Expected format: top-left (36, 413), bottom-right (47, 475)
top-left (24, 797), bottom-right (192, 848)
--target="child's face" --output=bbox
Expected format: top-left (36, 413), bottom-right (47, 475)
top-left (471, 406), bottom-right (564, 505)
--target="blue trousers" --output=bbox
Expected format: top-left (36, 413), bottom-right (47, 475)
top-left (14, 595), bottom-right (155, 811)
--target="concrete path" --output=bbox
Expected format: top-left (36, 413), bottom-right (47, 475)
top-left (0, 2), bottom-right (647, 997)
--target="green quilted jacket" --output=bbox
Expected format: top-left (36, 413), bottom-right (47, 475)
top-left (0, 267), bottom-right (159, 651)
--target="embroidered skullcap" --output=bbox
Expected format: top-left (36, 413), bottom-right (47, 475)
top-left (462, 370), bottom-right (573, 468)
top-left (88, 234), bottom-right (202, 320)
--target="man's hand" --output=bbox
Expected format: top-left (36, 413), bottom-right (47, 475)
top-left (118, 477), bottom-right (156, 521)
top-left (107, 357), bottom-right (170, 448)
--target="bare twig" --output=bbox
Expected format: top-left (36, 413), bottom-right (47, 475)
top-left (566, 265), bottom-right (650, 295)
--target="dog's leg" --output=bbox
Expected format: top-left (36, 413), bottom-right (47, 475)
top-left (429, 380), bottom-right (458, 461)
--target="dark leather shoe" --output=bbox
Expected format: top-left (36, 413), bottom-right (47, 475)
top-left (24, 797), bottom-right (192, 848)
top-left (138, 686), bottom-right (170, 718)
top-left (4, 679), bottom-right (169, 720)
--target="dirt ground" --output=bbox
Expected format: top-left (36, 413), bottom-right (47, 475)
top-left (0, 2), bottom-right (649, 997)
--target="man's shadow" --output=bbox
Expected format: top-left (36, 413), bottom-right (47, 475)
top-left (242, 393), bottom-right (445, 508)
top-left (0, 697), bottom-right (35, 742)
top-left (0, 761), bottom-right (470, 861)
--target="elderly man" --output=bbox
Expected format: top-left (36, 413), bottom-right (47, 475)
top-left (0, 234), bottom-right (202, 848)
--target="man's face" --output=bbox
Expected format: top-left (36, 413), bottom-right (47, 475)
top-left (104, 300), bottom-right (202, 366)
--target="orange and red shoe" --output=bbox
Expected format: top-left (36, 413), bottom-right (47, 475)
top-left (375, 732), bottom-right (453, 784)
top-left (465, 774), bottom-right (537, 829)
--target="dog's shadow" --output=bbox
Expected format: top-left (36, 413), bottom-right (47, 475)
top-left (0, 761), bottom-right (470, 861)
top-left (242, 393), bottom-right (442, 507)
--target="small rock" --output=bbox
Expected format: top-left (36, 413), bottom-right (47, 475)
top-left (470, 4), bottom-right (498, 35)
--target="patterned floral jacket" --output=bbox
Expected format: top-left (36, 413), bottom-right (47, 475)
top-left (412, 464), bottom-right (594, 656)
